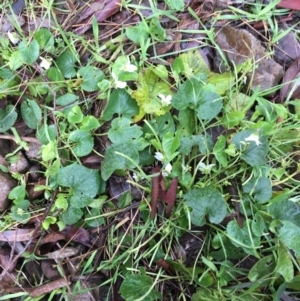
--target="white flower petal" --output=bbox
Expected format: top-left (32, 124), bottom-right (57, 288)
top-left (112, 72), bottom-right (127, 88)
top-left (245, 133), bottom-right (262, 146)
top-left (158, 94), bottom-right (172, 107)
top-left (7, 32), bottom-right (20, 45)
top-left (198, 162), bottom-right (215, 174)
top-left (39, 57), bottom-right (52, 70)
top-left (154, 152), bottom-right (164, 161)
top-left (121, 56), bottom-right (137, 72)
top-left (165, 163), bottom-right (172, 173)
top-left (115, 80), bottom-right (127, 89)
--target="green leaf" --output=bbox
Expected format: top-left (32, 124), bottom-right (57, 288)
top-left (172, 76), bottom-right (222, 121)
top-left (248, 255), bottom-right (275, 282)
top-left (132, 69), bottom-right (172, 116)
top-left (243, 177), bottom-right (272, 203)
top-left (85, 208), bottom-right (105, 227)
top-left (56, 93), bottom-right (79, 106)
top-left (227, 220), bottom-right (260, 256)
top-left (268, 198), bottom-right (300, 227)
top-left (47, 67), bottom-right (65, 82)
top-left (103, 89), bottom-right (139, 121)
top-left (36, 124), bottom-right (57, 145)
top-left (184, 187), bottom-right (227, 226)
top-left (251, 212), bottom-right (266, 237)
top-left (101, 142), bottom-right (139, 181)
top-left (172, 51), bottom-right (210, 78)
top-left (225, 92), bottom-right (255, 113)
top-left (21, 99), bottom-right (42, 129)
top-left (61, 207), bottom-right (83, 225)
top-left (11, 204), bottom-right (30, 222)
top-left (165, 0), bottom-right (184, 11)
top-left (191, 288), bottom-right (222, 301)
top-left (126, 23), bottom-right (149, 45)
top-left (178, 108), bottom-right (195, 135)
top-left (0, 68), bottom-right (20, 99)
top-left (232, 130), bottom-right (269, 167)
top-left (57, 163), bottom-right (101, 206)
top-left (162, 132), bottom-right (180, 161)
top-left (197, 85), bottom-right (223, 121)
top-left (42, 141), bottom-right (57, 161)
top-left (68, 130), bottom-right (94, 157)
top-left (0, 105), bottom-right (18, 132)
top-left (42, 216), bottom-right (57, 230)
top-left (56, 50), bottom-right (77, 78)
top-left (180, 135), bottom-right (211, 155)
top-left (208, 72), bottom-right (234, 95)
top-left (119, 274), bottom-right (162, 301)
top-left (213, 135), bottom-right (228, 167)
top-left (221, 111), bottom-right (245, 128)
top-left (9, 185), bottom-right (26, 201)
top-left (67, 105), bottom-right (83, 124)
top-left (108, 117), bottom-right (142, 144)
top-left (78, 66), bottom-right (104, 92)
top-left (279, 221), bottom-right (300, 258)
top-left (149, 18), bottom-right (166, 41)
top-left (275, 242), bottom-right (294, 282)
top-left (112, 56), bottom-right (138, 81)
top-left (34, 28), bottom-right (54, 51)
top-left (8, 51), bottom-right (24, 70)
top-left (18, 39), bottom-right (40, 65)
top-left (148, 112), bottom-right (175, 140)
top-left (80, 116), bottom-right (100, 131)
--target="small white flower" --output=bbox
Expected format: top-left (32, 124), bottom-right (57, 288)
top-left (132, 173), bottom-right (139, 181)
top-left (112, 72), bottom-right (127, 89)
top-left (158, 94), bottom-right (172, 107)
top-left (245, 133), bottom-right (262, 146)
top-left (120, 56), bottom-right (137, 73)
top-left (162, 163), bottom-right (172, 177)
top-left (154, 151), bottom-right (164, 162)
top-left (7, 32), bottom-right (20, 45)
top-left (198, 162), bottom-right (215, 174)
top-left (182, 164), bottom-right (191, 174)
top-left (39, 57), bottom-right (52, 70)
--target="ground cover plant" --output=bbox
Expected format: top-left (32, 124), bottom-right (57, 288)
top-left (1, 0), bottom-right (300, 300)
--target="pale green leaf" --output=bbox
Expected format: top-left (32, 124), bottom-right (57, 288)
top-left (132, 69), bottom-right (172, 116)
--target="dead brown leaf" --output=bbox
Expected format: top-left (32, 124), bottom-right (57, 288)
top-left (74, 0), bottom-right (121, 34)
top-left (278, 0), bottom-right (300, 10)
top-left (29, 277), bottom-right (70, 297)
top-left (0, 228), bottom-right (41, 242)
top-left (280, 57), bottom-right (300, 102)
top-left (151, 167), bottom-right (178, 218)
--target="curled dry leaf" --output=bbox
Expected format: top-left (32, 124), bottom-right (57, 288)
top-left (74, 0), bottom-right (121, 34)
top-left (62, 225), bottom-right (91, 247)
top-left (0, 228), bottom-right (41, 242)
top-left (280, 57), bottom-right (300, 102)
top-left (46, 247), bottom-right (80, 260)
top-left (150, 166), bottom-right (178, 218)
top-left (29, 277), bottom-right (70, 297)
